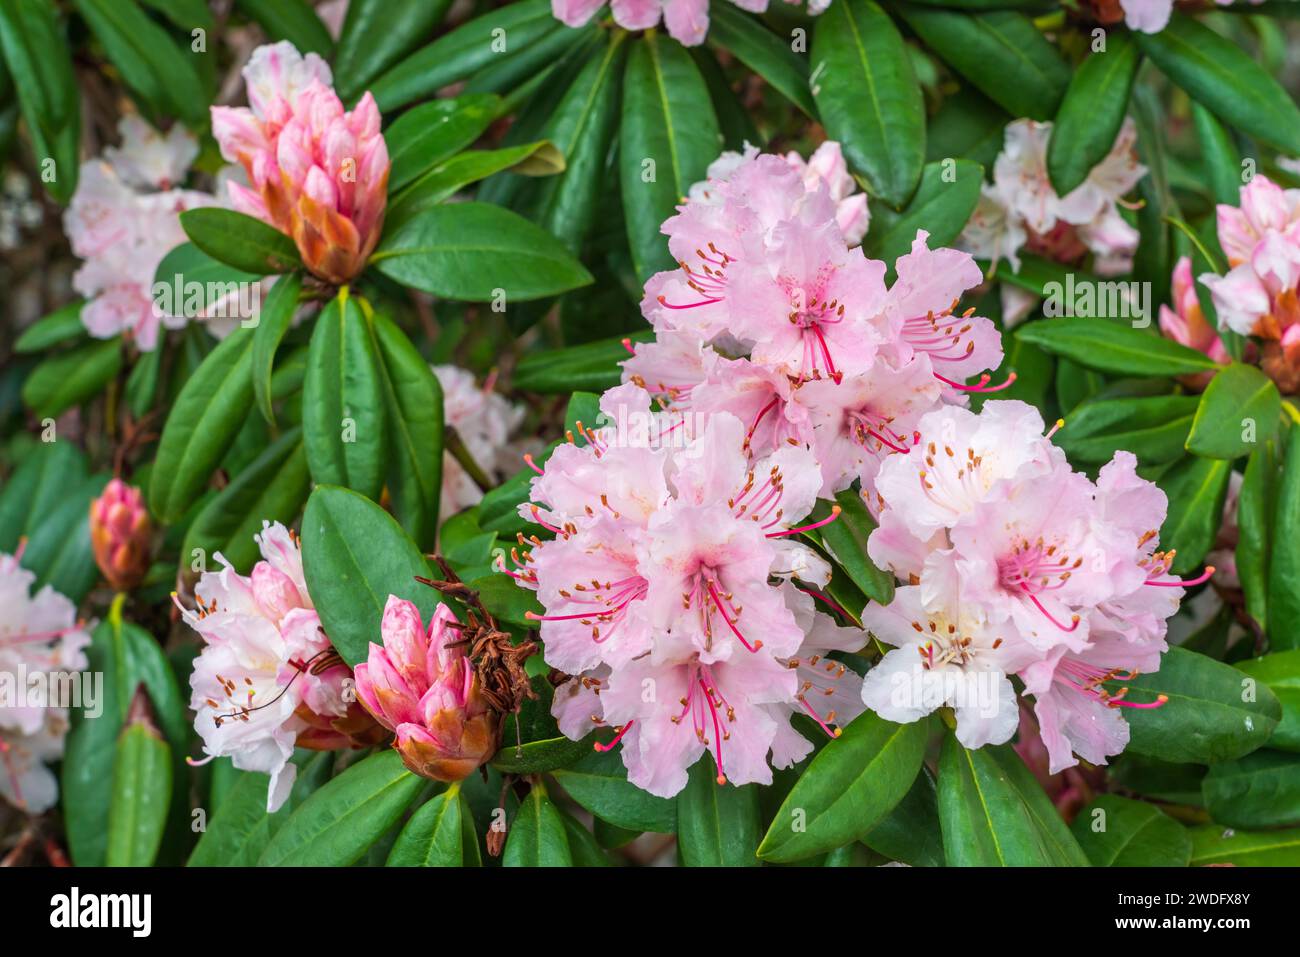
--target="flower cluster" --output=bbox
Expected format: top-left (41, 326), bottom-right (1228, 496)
top-left (958, 118), bottom-right (1144, 323)
top-left (552, 0), bottom-right (832, 48)
top-left (211, 41), bottom-right (389, 284)
top-left (181, 522), bottom-right (381, 811)
top-left (0, 549), bottom-right (90, 813)
top-left (64, 115), bottom-right (215, 350)
top-left (861, 400), bottom-right (1204, 773)
top-left (1199, 175), bottom-right (1300, 393)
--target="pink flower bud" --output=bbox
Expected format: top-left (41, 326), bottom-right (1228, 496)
top-left (211, 43), bottom-right (389, 285)
top-left (89, 479), bottom-right (151, 591)
top-left (354, 596), bottom-right (498, 782)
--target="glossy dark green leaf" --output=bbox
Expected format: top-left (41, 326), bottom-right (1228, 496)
top-left (301, 485), bottom-right (437, 666)
top-left (1047, 34), bottom-right (1140, 195)
top-left (148, 327), bottom-right (255, 523)
top-left (558, 807), bottom-right (610, 866)
top-left (1158, 455), bottom-right (1233, 576)
top-left (250, 273), bottom-right (302, 427)
top-left (387, 142), bottom-right (564, 226)
top-left (1237, 441), bottom-right (1274, 634)
top-left (371, 202), bottom-right (593, 301)
top-left (1016, 318), bottom-right (1221, 378)
top-left (809, 489), bottom-right (894, 605)
top-left (1124, 646), bottom-right (1280, 764)
top-left (503, 784), bottom-right (573, 867)
top-left (152, 242), bottom-right (263, 322)
top-left (862, 159), bottom-right (982, 270)
top-left (937, 735), bottom-right (1088, 866)
top-left (180, 428), bottom-right (310, 576)
top-left (14, 301), bottom-right (86, 353)
top-left (810, 0), bottom-right (923, 208)
top-left (368, 0), bottom-right (557, 112)
top-left (514, 332), bottom-right (652, 395)
top-left (105, 717), bottom-right (172, 867)
top-left (302, 291), bottom-right (388, 500)
top-left (233, 0), bottom-right (332, 55)
top-left (20, 473), bottom-right (106, 605)
top-left (1069, 795), bottom-right (1191, 867)
top-left (894, 5), bottom-right (1069, 121)
top-left (1189, 824), bottom-right (1300, 866)
top-left (333, 0), bottom-right (449, 102)
top-left (1186, 364), bottom-right (1280, 460)
top-left (620, 32), bottom-right (721, 281)
top-left (21, 337), bottom-right (122, 420)
top-left (708, 2), bottom-right (815, 116)
top-left (259, 751), bottom-right (424, 865)
top-left (386, 93), bottom-right (501, 192)
top-left (551, 747), bottom-right (677, 834)
top-left (387, 783), bottom-right (479, 867)
top-left (180, 209), bottom-right (302, 276)
top-left (677, 758), bottom-right (762, 867)
top-left (1134, 12), bottom-right (1300, 156)
top-left (1203, 750), bottom-right (1300, 828)
top-left (1056, 394), bottom-right (1199, 466)
top-left (860, 766), bottom-right (944, 867)
top-left (1191, 103), bottom-right (1244, 207)
top-left (759, 712), bottom-right (929, 862)
top-left (1269, 433), bottom-right (1300, 649)
top-left (1235, 651), bottom-right (1300, 753)
top-left (0, 439), bottom-right (88, 552)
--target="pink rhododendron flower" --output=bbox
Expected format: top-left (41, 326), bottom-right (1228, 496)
top-left (89, 479), bottom-right (151, 592)
top-left (552, 0), bottom-right (833, 48)
top-left (64, 116), bottom-right (215, 350)
top-left (1159, 255), bottom-right (1231, 390)
top-left (958, 118), bottom-right (1145, 283)
top-left (434, 364), bottom-right (529, 518)
top-left (861, 400), bottom-right (1202, 771)
top-left (181, 522), bottom-right (379, 811)
top-left (354, 596), bottom-right (498, 781)
top-left (211, 41), bottom-right (389, 284)
top-left (1200, 176), bottom-right (1300, 393)
top-left (0, 549), bottom-right (91, 813)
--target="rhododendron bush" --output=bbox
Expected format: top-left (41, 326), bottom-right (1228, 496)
top-left (4, 0), bottom-right (1300, 874)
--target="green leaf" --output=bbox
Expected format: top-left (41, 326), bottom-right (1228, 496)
top-left (1123, 646), bottom-right (1281, 764)
top-left (20, 473), bottom-right (107, 605)
top-left (492, 676), bottom-right (595, 775)
top-left (233, 0), bottom-right (332, 56)
top-left (180, 209), bottom-right (302, 276)
top-left (758, 712), bottom-right (928, 862)
top-left (810, 0), bottom-right (923, 207)
top-left (1047, 34), bottom-right (1140, 195)
top-left (1056, 395), bottom-right (1199, 466)
top-left (21, 337), bottom-right (122, 420)
top-left (708, 2), bottom-right (815, 116)
top-left (514, 332), bottom-right (652, 394)
top-left (148, 327), bottom-right (255, 523)
top-left (937, 735), bottom-right (1089, 866)
top-left (1191, 102), bottom-right (1244, 208)
top-left (370, 313), bottom-right (444, 550)
top-left (559, 807), bottom-right (610, 865)
top-left (894, 5), bottom-right (1069, 121)
top-left (180, 428), bottom-right (311, 575)
top-left (1016, 318), bottom-right (1221, 378)
top-left (810, 489), bottom-right (894, 605)
top-left (251, 272), bottom-right (303, 426)
top-left (333, 0), bottom-right (450, 102)
top-left (387, 783), bottom-right (479, 867)
top-left (620, 32), bottom-right (721, 281)
top-left (1203, 749), bottom-right (1300, 828)
top-left (1189, 824), bottom-right (1300, 866)
top-left (386, 93), bottom-right (501, 192)
top-left (188, 752), bottom-right (334, 866)
top-left (862, 159), bottom-right (982, 270)
top-left (125, 343), bottom-right (163, 418)
top-left (1235, 651), bottom-right (1300, 753)
top-left (925, 87), bottom-right (1008, 170)
top-left (860, 766), bottom-right (944, 866)
top-left (1158, 455), bottom-right (1233, 576)
top-left (503, 783), bottom-right (573, 867)
top-left (1237, 441), bottom-right (1274, 632)
top-left (0, 440), bottom-right (88, 553)
top-left (301, 485), bottom-right (437, 666)
top-left (387, 142), bottom-right (564, 226)
top-left (105, 717), bottom-right (173, 867)
top-left (1186, 364), bottom-right (1280, 460)
top-left (1268, 433), bottom-right (1300, 649)
top-left (677, 758), bottom-right (762, 866)
top-left (551, 747), bottom-right (677, 833)
top-left (1069, 795), bottom-right (1191, 866)
top-left (302, 290), bottom-right (388, 500)
top-left (369, 0), bottom-right (557, 112)
top-left (371, 202), bottom-right (593, 301)
top-left (14, 301), bottom-right (86, 353)
top-left (1133, 12), bottom-right (1300, 156)
top-left (152, 242), bottom-right (263, 321)
top-left (259, 751), bottom-right (424, 865)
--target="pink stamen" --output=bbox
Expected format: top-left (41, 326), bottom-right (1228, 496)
top-left (934, 371), bottom-right (1017, 393)
top-left (594, 721), bottom-right (633, 752)
top-left (523, 453), bottom-right (543, 476)
top-left (707, 581), bottom-right (761, 653)
top-left (700, 679), bottom-right (727, 785)
top-left (1146, 566), bottom-right (1214, 588)
top-left (798, 696), bottom-right (842, 739)
top-left (767, 506), bottom-right (841, 539)
top-left (1021, 587), bottom-right (1081, 633)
